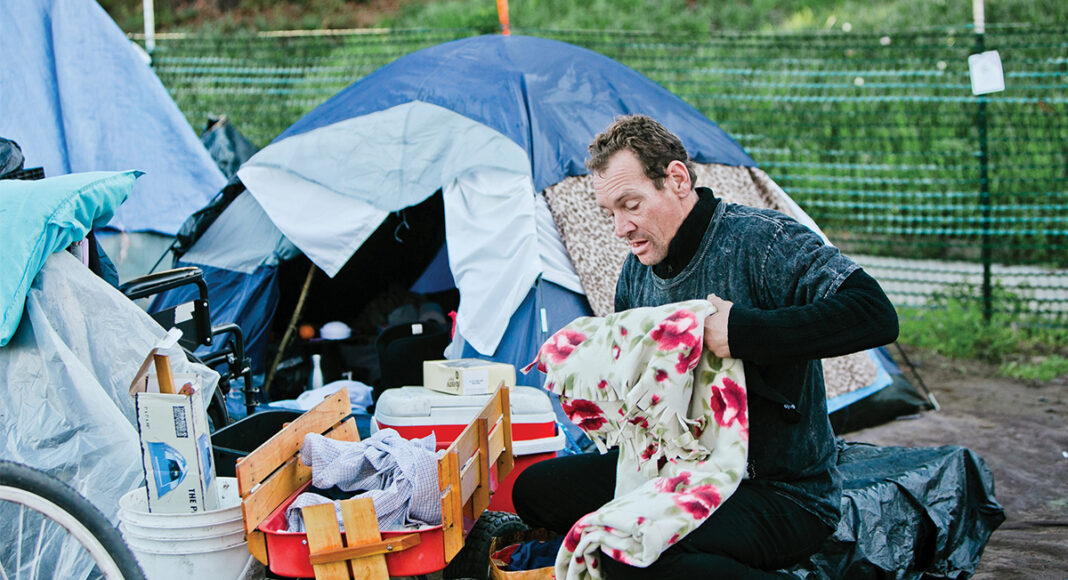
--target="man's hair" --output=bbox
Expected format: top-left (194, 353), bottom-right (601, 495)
top-left (587, 114), bottom-right (697, 189)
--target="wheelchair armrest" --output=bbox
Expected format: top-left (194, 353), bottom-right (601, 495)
top-left (199, 323), bottom-right (247, 371)
top-left (119, 267), bottom-right (208, 301)
top-left (121, 267), bottom-right (213, 349)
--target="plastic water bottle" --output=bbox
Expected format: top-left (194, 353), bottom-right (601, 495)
top-left (309, 354), bottom-right (324, 390)
top-left (225, 380), bottom-right (247, 421)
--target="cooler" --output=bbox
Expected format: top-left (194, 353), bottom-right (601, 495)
top-left (373, 386), bottom-right (565, 513)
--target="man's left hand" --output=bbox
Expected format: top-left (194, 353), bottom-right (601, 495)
top-left (704, 294), bottom-right (733, 358)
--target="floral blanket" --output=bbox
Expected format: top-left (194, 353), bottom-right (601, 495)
top-left (526, 300), bottom-right (749, 580)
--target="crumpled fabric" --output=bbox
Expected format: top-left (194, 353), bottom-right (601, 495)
top-left (285, 428), bottom-right (441, 532)
top-left (526, 300), bottom-right (749, 580)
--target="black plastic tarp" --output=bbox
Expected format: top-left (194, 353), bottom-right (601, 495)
top-left (0, 137), bottom-right (24, 176)
top-left (788, 441), bottom-right (1005, 579)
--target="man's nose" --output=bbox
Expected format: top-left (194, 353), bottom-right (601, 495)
top-left (613, 214), bottom-right (634, 237)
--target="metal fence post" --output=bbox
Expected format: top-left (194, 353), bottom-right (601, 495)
top-left (974, 12), bottom-right (993, 323)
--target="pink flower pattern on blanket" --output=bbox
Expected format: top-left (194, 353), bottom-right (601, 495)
top-left (649, 310), bottom-right (704, 374)
top-left (673, 484), bottom-right (723, 520)
top-left (528, 300), bottom-right (749, 580)
top-left (655, 471), bottom-right (693, 493)
top-left (532, 329), bottom-right (587, 372)
top-left (562, 398), bottom-right (608, 431)
top-left (710, 377), bottom-right (749, 440)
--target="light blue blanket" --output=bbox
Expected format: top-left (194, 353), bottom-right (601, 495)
top-left (0, 170), bottom-right (139, 346)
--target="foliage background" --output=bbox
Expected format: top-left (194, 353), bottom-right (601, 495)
top-left (98, 0), bottom-right (1066, 34)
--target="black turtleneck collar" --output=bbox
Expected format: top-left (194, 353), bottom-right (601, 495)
top-left (652, 187), bottom-right (719, 279)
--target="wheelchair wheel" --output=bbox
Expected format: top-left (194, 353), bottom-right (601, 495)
top-left (184, 350), bottom-right (231, 432)
top-left (0, 461), bottom-right (146, 580)
top-left (206, 379), bottom-right (230, 432)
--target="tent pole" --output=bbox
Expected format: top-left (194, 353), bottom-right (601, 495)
top-left (263, 263), bottom-right (317, 398)
top-left (142, 0), bottom-right (156, 55)
top-left (892, 342), bottom-right (939, 411)
top-left (497, 0), bottom-right (510, 35)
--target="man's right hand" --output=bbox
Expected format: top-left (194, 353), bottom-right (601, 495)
top-left (704, 294), bottom-right (733, 359)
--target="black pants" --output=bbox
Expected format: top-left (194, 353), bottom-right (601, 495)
top-left (512, 450), bottom-right (832, 579)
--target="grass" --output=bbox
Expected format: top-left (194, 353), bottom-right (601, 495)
top-left (899, 285), bottom-right (1068, 382)
top-left (101, 0), bottom-right (1067, 34)
top-left (385, 0), bottom-right (1062, 34)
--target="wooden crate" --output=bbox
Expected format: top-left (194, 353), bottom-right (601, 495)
top-left (236, 386), bottom-right (514, 579)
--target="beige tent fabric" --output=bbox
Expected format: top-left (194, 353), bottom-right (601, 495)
top-left (543, 163), bottom-right (877, 401)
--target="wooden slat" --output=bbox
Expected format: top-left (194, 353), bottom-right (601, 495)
top-left (337, 498), bottom-right (390, 579)
top-left (241, 455), bottom-right (311, 535)
top-left (469, 416), bottom-right (491, 519)
top-left (326, 417), bottom-right (358, 443)
top-left (447, 420), bottom-right (480, 470)
top-left (438, 451), bottom-right (463, 563)
top-left (309, 533), bottom-right (420, 564)
top-left (236, 389), bottom-right (352, 495)
top-left (246, 529), bottom-right (268, 565)
top-left (241, 418), bottom-right (357, 534)
top-left (303, 502), bottom-right (350, 580)
top-left (496, 387), bottom-right (515, 481)
top-left (487, 420), bottom-right (506, 465)
top-left (458, 453), bottom-right (481, 505)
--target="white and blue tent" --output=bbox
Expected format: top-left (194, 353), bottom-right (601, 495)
top-left (0, 0), bottom-right (225, 277)
top-left (158, 34), bottom-right (913, 426)
top-left (161, 34), bottom-right (752, 371)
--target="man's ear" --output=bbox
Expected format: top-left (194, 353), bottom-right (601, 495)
top-left (666, 160), bottom-right (692, 197)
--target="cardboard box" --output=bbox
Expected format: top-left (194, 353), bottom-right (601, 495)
top-left (129, 333), bottom-right (219, 513)
top-left (422, 359), bottom-right (515, 396)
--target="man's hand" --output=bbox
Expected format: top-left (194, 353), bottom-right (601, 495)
top-left (704, 294), bottom-right (733, 359)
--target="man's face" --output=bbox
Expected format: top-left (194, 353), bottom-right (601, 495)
top-left (594, 149), bottom-right (694, 266)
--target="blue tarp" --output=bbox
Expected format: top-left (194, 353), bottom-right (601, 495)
top-left (0, 0), bottom-right (224, 236)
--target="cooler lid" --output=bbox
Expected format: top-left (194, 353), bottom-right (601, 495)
top-left (374, 386), bottom-right (553, 419)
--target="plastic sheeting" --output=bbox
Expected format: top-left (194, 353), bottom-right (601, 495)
top-left (0, 137), bottom-right (25, 176)
top-left (200, 117), bottom-right (259, 180)
top-left (788, 441), bottom-right (1005, 578)
top-left (0, 252), bottom-right (218, 578)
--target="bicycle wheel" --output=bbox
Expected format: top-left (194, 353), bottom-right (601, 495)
top-left (0, 460), bottom-right (146, 580)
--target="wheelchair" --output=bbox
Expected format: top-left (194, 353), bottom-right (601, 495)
top-left (119, 266), bottom-right (256, 431)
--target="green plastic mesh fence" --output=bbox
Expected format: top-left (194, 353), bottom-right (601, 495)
top-left (149, 26), bottom-right (1068, 326)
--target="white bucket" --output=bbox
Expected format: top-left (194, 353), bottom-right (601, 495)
top-left (118, 477), bottom-right (251, 580)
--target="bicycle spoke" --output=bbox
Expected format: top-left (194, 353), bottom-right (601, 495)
top-left (0, 462), bottom-right (145, 580)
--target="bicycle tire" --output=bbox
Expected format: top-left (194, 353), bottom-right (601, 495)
top-left (0, 460), bottom-right (146, 580)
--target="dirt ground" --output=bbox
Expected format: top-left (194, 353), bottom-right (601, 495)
top-left (847, 345), bottom-right (1068, 579)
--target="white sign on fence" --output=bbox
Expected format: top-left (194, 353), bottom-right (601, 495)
top-left (968, 50), bottom-right (1005, 95)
